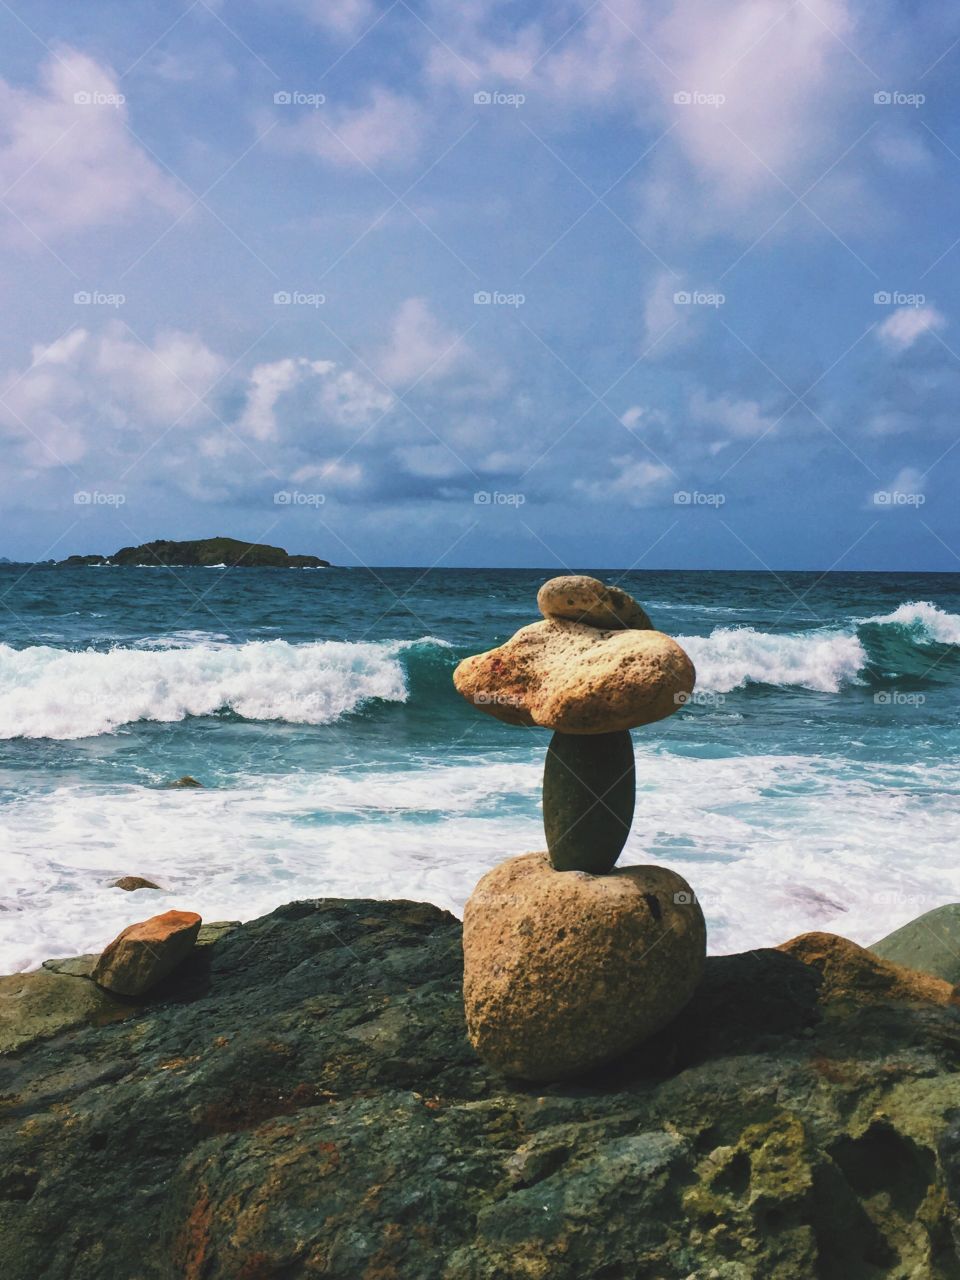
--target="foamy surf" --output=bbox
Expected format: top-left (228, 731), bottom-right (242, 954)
top-left (864, 600), bottom-right (960, 645)
top-left (2, 750), bottom-right (959, 972)
top-left (679, 627), bottom-right (866, 693)
top-left (679, 600), bottom-right (960, 693)
top-left (0, 638), bottom-right (449, 740)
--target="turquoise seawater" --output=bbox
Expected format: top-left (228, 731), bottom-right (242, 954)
top-left (1, 565), bottom-right (958, 969)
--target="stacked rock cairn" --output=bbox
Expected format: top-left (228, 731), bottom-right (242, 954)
top-left (453, 575), bottom-right (707, 1081)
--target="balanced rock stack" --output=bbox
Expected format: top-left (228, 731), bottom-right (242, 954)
top-left (454, 575), bottom-right (707, 1080)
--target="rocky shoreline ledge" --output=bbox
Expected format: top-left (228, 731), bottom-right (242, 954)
top-left (2, 898), bottom-right (959, 1279)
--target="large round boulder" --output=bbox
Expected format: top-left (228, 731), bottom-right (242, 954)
top-left (463, 853), bottom-right (706, 1080)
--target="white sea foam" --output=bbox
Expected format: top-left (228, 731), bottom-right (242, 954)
top-left (678, 627), bottom-right (866, 693)
top-left (677, 600), bottom-right (960, 693)
top-left (864, 600), bottom-right (960, 644)
top-left (0, 638), bottom-right (445, 740)
top-left (2, 750), bottom-right (959, 972)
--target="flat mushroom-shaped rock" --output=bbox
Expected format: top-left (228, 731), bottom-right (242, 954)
top-left (453, 618), bottom-right (695, 734)
top-left (537, 574), bottom-right (651, 630)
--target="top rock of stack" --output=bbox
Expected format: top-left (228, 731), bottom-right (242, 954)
top-left (537, 575), bottom-right (651, 630)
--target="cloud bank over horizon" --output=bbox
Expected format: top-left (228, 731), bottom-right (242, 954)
top-left (1, 0), bottom-right (959, 569)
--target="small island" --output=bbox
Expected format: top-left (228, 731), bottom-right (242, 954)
top-left (57, 537), bottom-right (331, 569)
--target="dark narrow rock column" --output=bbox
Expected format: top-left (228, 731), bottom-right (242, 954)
top-left (542, 730), bottom-right (636, 874)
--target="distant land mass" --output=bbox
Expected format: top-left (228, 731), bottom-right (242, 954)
top-left (57, 537), bottom-right (331, 569)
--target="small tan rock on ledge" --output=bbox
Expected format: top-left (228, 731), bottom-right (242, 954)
top-left (93, 909), bottom-right (202, 997)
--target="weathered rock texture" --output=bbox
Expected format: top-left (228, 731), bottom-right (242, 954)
top-left (1, 899), bottom-right (959, 1279)
top-left (453, 619), bottom-right (695, 733)
top-left (537, 574), bottom-right (652, 631)
top-left (92, 909), bottom-right (202, 996)
top-left (463, 854), bottom-right (707, 1079)
top-left (542, 729), bottom-right (636, 872)
top-left (871, 904), bottom-right (960, 986)
top-left (109, 876), bottom-right (162, 891)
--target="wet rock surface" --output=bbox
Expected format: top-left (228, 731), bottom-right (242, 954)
top-left (871, 903), bottom-right (960, 986)
top-left (1, 898), bottom-right (959, 1279)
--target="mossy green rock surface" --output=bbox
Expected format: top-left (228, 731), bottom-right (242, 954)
top-left (870, 903), bottom-right (960, 984)
top-left (543, 729), bottom-right (635, 872)
top-left (1, 902), bottom-right (959, 1278)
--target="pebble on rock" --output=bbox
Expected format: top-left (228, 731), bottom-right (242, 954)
top-left (92, 910), bottom-right (202, 997)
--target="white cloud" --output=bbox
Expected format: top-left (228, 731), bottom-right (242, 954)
top-left (871, 465), bottom-right (925, 509)
top-left (236, 358), bottom-right (309, 441)
top-left (274, 87), bottom-right (425, 169)
top-left (642, 271), bottom-right (687, 350)
top-left (890, 465), bottom-right (924, 493)
top-left (0, 48), bottom-right (185, 239)
top-left (865, 409), bottom-right (917, 436)
top-left (278, 0), bottom-right (376, 36)
top-left (375, 297), bottom-right (469, 386)
top-left (236, 356), bottom-right (394, 441)
top-left (425, 0), bottom-right (872, 242)
top-left (395, 443), bottom-right (465, 478)
top-left (575, 454), bottom-right (672, 505)
top-left (876, 305), bottom-right (946, 351)
top-left (690, 389), bottom-right (776, 438)
top-left (0, 325), bottom-right (225, 471)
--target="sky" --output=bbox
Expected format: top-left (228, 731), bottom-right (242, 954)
top-left (1, 0), bottom-right (959, 570)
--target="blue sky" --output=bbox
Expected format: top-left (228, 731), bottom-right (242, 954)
top-left (1, 0), bottom-right (959, 569)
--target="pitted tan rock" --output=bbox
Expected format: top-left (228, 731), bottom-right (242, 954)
top-left (537, 574), bottom-right (651, 631)
top-left (463, 852), bottom-right (706, 1080)
top-left (453, 617), bottom-right (694, 734)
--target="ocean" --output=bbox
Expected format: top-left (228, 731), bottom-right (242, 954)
top-left (1, 564), bottom-right (958, 972)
